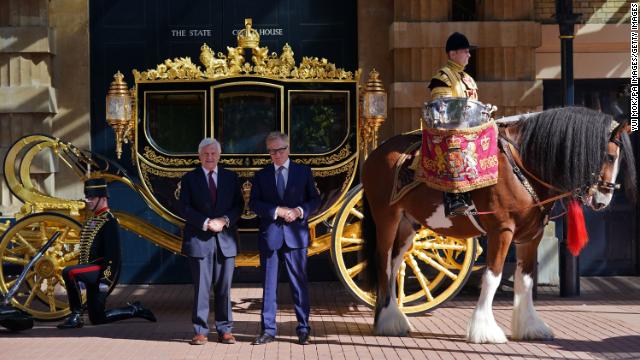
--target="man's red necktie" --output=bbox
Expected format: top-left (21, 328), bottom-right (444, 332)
top-left (208, 170), bottom-right (217, 206)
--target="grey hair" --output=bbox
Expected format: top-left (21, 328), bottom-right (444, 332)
top-left (198, 138), bottom-right (221, 153)
top-left (265, 131), bottom-right (289, 145)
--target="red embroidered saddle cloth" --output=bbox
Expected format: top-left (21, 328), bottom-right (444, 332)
top-left (417, 121), bottom-right (499, 193)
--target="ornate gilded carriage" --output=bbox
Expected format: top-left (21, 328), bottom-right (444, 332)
top-left (0, 19), bottom-right (478, 320)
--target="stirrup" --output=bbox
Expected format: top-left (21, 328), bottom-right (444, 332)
top-left (447, 203), bottom-right (470, 217)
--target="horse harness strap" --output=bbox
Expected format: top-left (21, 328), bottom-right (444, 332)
top-left (499, 131), bottom-right (566, 193)
top-left (498, 137), bottom-right (545, 214)
top-left (465, 207), bottom-right (487, 235)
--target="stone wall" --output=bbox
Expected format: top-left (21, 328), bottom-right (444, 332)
top-left (0, 0), bottom-right (89, 216)
top-left (536, 0), bottom-right (631, 24)
top-left (385, 0), bottom-right (542, 135)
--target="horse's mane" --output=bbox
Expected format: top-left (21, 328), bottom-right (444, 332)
top-left (618, 126), bottom-right (637, 203)
top-left (518, 107), bottom-right (611, 193)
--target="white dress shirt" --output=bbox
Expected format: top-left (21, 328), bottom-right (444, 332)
top-left (200, 166), bottom-right (228, 231)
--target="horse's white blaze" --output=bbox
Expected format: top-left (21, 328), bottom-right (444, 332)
top-left (511, 266), bottom-right (554, 340)
top-left (593, 147), bottom-right (620, 208)
top-left (425, 204), bottom-right (453, 230)
top-left (467, 270), bottom-right (508, 343)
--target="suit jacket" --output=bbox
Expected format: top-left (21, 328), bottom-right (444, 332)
top-left (180, 167), bottom-right (243, 258)
top-left (249, 161), bottom-right (321, 252)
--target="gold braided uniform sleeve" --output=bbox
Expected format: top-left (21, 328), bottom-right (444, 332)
top-left (428, 71), bottom-right (454, 100)
top-left (430, 86), bottom-right (454, 99)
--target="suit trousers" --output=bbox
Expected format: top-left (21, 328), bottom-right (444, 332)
top-left (259, 245), bottom-right (310, 336)
top-left (188, 236), bottom-right (235, 336)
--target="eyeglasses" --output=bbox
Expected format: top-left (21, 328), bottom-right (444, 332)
top-left (267, 146), bottom-right (288, 155)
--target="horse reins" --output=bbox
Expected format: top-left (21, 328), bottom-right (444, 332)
top-left (471, 124), bottom-right (622, 217)
top-left (469, 128), bottom-right (573, 217)
top-left (462, 120), bottom-right (624, 237)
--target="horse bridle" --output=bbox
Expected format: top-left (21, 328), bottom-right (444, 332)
top-left (499, 124), bottom-right (623, 208)
top-left (595, 137), bottom-right (623, 192)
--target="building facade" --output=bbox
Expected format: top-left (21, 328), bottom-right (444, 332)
top-left (0, 0), bottom-right (635, 280)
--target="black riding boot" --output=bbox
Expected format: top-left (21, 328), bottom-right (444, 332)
top-left (57, 311), bottom-right (84, 329)
top-left (129, 301), bottom-right (157, 322)
top-left (444, 192), bottom-right (471, 216)
top-left (104, 301), bottom-right (157, 323)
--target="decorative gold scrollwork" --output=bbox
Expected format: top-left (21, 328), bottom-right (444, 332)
top-left (133, 18), bottom-right (357, 82)
top-left (219, 158), bottom-right (244, 166)
top-left (249, 146), bottom-right (352, 167)
top-left (133, 57), bottom-right (204, 81)
top-left (312, 161), bottom-right (355, 178)
top-left (143, 147), bottom-right (198, 167)
top-left (235, 170), bottom-right (256, 178)
top-left (297, 146), bottom-right (352, 166)
top-left (174, 181), bottom-right (181, 201)
top-left (139, 162), bottom-right (187, 197)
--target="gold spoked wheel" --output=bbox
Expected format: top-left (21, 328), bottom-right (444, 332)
top-left (0, 212), bottom-right (82, 320)
top-left (331, 185), bottom-right (477, 314)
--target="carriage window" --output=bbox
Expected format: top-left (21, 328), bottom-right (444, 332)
top-left (215, 86), bottom-right (280, 154)
top-left (290, 92), bottom-right (348, 153)
top-left (145, 92), bottom-right (205, 154)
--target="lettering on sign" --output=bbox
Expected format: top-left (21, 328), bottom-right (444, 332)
top-left (232, 28), bottom-right (284, 36)
top-left (171, 29), bottom-right (213, 37)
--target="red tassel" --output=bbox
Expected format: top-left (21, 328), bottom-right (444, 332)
top-left (567, 199), bottom-right (589, 256)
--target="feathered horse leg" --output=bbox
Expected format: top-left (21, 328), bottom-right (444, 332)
top-left (467, 228), bottom-right (512, 343)
top-left (374, 215), bottom-right (414, 336)
top-left (511, 239), bottom-right (554, 340)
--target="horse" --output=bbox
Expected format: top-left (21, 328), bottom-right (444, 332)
top-left (361, 106), bottom-right (636, 343)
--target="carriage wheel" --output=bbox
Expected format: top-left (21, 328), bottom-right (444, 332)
top-left (0, 213), bottom-right (82, 320)
top-left (331, 185), bottom-right (477, 314)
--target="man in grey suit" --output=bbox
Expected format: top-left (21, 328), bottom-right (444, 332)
top-left (180, 138), bottom-right (243, 345)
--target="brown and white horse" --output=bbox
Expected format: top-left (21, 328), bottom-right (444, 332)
top-left (361, 107), bottom-right (636, 343)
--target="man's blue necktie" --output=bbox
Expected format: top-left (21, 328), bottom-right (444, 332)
top-left (276, 166), bottom-right (285, 199)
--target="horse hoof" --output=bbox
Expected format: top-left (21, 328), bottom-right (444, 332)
top-left (466, 330), bottom-right (508, 344)
top-left (512, 321), bottom-right (554, 341)
top-left (374, 303), bottom-right (412, 336)
top-left (467, 315), bottom-right (508, 344)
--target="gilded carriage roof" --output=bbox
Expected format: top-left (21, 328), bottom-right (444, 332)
top-left (132, 18), bottom-right (358, 82)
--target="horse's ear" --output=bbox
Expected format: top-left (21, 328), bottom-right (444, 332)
top-left (611, 119), bottom-right (631, 141)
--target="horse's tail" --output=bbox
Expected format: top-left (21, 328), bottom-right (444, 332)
top-left (362, 191), bottom-right (378, 290)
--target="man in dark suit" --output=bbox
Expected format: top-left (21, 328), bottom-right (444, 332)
top-left (180, 138), bottom-right (243, 345)
top-left (249, 132), bottom-right (321, 346)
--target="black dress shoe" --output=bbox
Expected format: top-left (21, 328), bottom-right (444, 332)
top-left (252, 333), bottom-right (275, 345)
top-left (57, 312), bottom-right (84, 329)
top-left (297, 332), bottom-right (310, 345)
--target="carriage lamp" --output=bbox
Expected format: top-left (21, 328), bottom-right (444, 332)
top-left (106, 71), bottom-right (133, 159)
top-left (362, 69), bottom-right (387, 152)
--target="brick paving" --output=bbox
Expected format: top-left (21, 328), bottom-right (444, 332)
top-left (2, 277), bottom-right (640, 359)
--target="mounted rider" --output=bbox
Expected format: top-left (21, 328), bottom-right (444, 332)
top-left (427, 32), bottom-right (479, 216)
